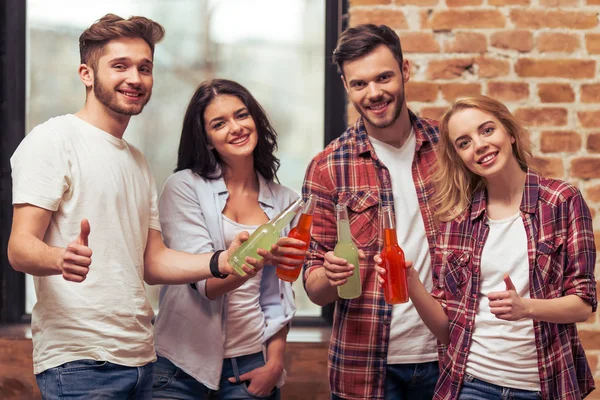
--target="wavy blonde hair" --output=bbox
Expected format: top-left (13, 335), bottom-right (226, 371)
top-left (431, 95), bottom-right (534, 221)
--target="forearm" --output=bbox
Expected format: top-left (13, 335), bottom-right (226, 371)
top-left (144, 244), bottom-right (214, 285)
top-left (205, 275), bottom-right (248, 299)
top-left (8, 232), bottom-right (63, 276)
top-left (306, 268), bottom-right (339, 306)
top-left (408, 276), bottom-right (450, 345)
top-left (265, 326), bottom-right (287, 372)
top-left (524, 295), bottom-right (592, 323)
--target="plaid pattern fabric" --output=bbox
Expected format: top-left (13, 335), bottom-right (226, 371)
top-left (302, 111), bottom-right (439, 399)
top-left (431, 169), bottom-right (597, 400)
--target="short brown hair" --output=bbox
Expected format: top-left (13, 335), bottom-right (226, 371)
top-left (332, 24), bottom-right (404, 76)
top-left (79, 13), bottom-right (165, 70)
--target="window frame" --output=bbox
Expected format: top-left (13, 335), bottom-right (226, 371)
top-left (0, 0), bottom-right (348, 326)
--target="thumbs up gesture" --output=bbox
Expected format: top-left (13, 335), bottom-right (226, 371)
top-left (488, 273), bottom-right (530, 321)
top-left (62, 219), bottom-right (93, 283)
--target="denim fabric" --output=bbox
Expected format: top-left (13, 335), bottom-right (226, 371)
top-left (35, 360), bottom-right (152, 399)
top-left (459, 374), bottom-right (542, 400)
top-left (152, 353), bottom-right (280, 400)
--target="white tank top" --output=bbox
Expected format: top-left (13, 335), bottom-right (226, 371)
top-left (222, 214), bottom-right (265, 358)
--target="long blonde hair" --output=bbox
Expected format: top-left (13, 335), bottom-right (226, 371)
top-left (431, 95), bottom-right (534, 222)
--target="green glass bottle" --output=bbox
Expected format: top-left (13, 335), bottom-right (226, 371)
top-left (334, 203), bottom-right (362, 299)
top-left (228, 198), bottom-right (304, 277)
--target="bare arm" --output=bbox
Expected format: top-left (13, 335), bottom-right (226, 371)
top-left (8, 204), bottom-right (92, 282)
top-left (375, 257), bottom-right (450, 345)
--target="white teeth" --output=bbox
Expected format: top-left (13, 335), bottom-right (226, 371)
top-left (231, 136), bottom-right (248, 144)
top-left (369, 102), bottom-right (387, 110)
top-left (480, 153), bottom-right (496, 163)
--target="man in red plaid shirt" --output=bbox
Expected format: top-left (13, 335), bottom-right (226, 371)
top-left (301, 24), bottom-right (441, 399)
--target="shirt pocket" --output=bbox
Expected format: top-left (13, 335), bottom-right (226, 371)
top-left (338, 190), bottom-right (380, 248)
top-left (443, 250), bottom-right (471, 297)
top-left (535, 236), bottom-right (564, 296)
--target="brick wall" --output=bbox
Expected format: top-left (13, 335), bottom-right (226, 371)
top-left (348, 0), bottom-right (600, 396)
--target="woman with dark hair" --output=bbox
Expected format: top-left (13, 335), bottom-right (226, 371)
top-left (151, 79), bottom-right (305, 399)
top-left (376, 95), bottom-right (597, 399)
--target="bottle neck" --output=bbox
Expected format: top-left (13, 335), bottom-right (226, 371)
top-left (383, 227), bottom-right (398, 246)
top-left (337, 218), bottom-right (352, 243)
top-left (272, 199), bottom-right (304, 231)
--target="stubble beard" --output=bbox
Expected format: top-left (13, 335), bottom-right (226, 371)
top-left (93, 75), bottom-right (151, 116)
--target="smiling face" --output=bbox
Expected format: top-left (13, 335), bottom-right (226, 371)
top-left (203, 94), bottom-right (258, 163)
top-left (447, 107), bottom-right (518, 181)
top-left (90, 37), bottom-right (154, 116)
top-left (341, 45), bottom-right (409, 132)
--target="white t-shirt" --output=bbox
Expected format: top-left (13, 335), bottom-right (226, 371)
top-left (221, 215), bottom-right (265, 358)
top-left (11, 114), bottom-right (161, 374)
top-left (369, 131), bottom-right (438, 364)
top-left (465, 213), bottom-right (540, 391)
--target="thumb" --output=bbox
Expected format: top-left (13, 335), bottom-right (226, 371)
top-left (78, 219), bottom-right (90, 247)
top-left (504, 273), bottom-right (516, 291)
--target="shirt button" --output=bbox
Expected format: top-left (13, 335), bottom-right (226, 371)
top-left (280, 293), bottom-right (284, 299)
top-left (383, 318), bottom-right (390, 326)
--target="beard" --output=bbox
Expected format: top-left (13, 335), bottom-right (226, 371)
top-left (93, 76), bottom-right (151, 116)
top-left (356, 88), bottom-right (405, 129)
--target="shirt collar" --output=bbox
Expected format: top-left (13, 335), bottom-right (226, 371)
top-left (207, 166), bottom-right (274, 209)
top-left (470, 168), bottom-right (539, 222)
top-left (355, 109), bottom-right (432, 157)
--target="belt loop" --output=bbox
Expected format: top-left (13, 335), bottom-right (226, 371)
top-left (231, 357), bottom-right (241, 384)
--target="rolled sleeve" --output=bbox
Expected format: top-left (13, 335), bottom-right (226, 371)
top-left (564, 191), bottom-right (597, 312)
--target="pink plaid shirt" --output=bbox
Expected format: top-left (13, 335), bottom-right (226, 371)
top-left (302, 111), bottom-right (440, 399)
top-left (432, 170), bottom-right (597, 400)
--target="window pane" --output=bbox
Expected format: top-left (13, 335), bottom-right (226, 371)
top-left (25, 0), bottom-right (324, 317)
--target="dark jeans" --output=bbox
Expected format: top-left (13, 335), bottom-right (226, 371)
top-left (35, 359), bottom-right (153, 400)
top-left (152, 353), bottom-right (280, 400)
top-left (331, 361), bottom-right (439, 400)
top-left (459, 374), bottom-right (542, 400)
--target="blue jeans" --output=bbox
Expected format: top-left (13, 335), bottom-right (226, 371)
top-left (152, 353), bottom-right (280, 400)
top-left (35, 359), bottom-right (153, 399)
top-left (331, 361), bottom-right (438, 400)
top-left (459, 374), bottom-right (542, 400)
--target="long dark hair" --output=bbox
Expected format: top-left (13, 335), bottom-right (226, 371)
top-left (175, 79), bottom-right (280, 181)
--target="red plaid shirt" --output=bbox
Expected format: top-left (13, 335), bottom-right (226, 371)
top-left (302, 111), bottom-right (440, 399)
top-left (432, 170), bottom-right (597, 400)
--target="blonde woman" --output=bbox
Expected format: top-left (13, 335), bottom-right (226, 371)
top-left (376, 95), bottom-right (597, 399)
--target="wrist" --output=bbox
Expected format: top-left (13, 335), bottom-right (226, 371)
top-left (523, 298), bottom-right (534, 319)
top-left (265, 358), bottom-right (284, 374)
top-left (210, 250), bottom-right (228, 279)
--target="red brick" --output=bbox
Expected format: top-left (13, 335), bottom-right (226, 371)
top-left (538, 83), bottom-right (575, 103)
top-left (515, 59), bottom-right (596, 79)
top-left (445, 32), bottom-right (487, 53)
top-left (487, 82), bottom-right (529, 102)
top-left (406, 82), bottom-right (439, 102)
top-left (396, 0), bottom-right (439, 4)
top-left (426, 58), bottom-right (474, 80)
top-left (532, 157), bottom-right (564, 178)
top-left (399, 32), bottom-right (440, 53)
top-left (582, 84), bottom-right (600, 103)
top-left (489, 0), bottom-right (529, 4)
top-left (350, 9), bottom-right (408, 29)
top-left (510, 10), bottom-right (598, 29)
top-left (349, 0), bottom-right (392, 4)
top-left (585, 185), bottom-right (600, 202)
top-left (585, 34), bottom-right (600, 55)
top-left (491, 30), bottom-right (534, 52)
top-left (587, 133), bottom-right (600, 152)
top-left (572, 158), bottom-right (600, 179)
top-left (539, 0), bottom-right (579, 6)
top-left (514, 108), bottom-right (568, 126)
top-left (440, 83), bottom-right (481, 101)
top-left (540, 131), bottom-right (581, 153)
top-left (476, 56), bottom-right (510, 78)
top-left (578, 111), bottom-right (600, 128)
top-left (447, 0), bottom-right (482, 6)
top-left (537, 33), bottom-right (580, 53)
top-left (420, 107), bottom-right (447, 121)
top-left (423, 10), bottom-right (506, 30)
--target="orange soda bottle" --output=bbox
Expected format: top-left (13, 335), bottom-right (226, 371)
top-left (380, 206), bottom-right (408, 304)
top-left (276, 194), bottom-right (317, 282)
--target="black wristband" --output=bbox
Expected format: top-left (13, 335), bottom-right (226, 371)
top-left (210, 250), bottom-right (228, 279)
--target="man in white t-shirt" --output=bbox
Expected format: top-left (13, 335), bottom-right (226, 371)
top-left (8, 14), bottom-right (249, 399)
top-left (293, 24), bottom-right (441, 399)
